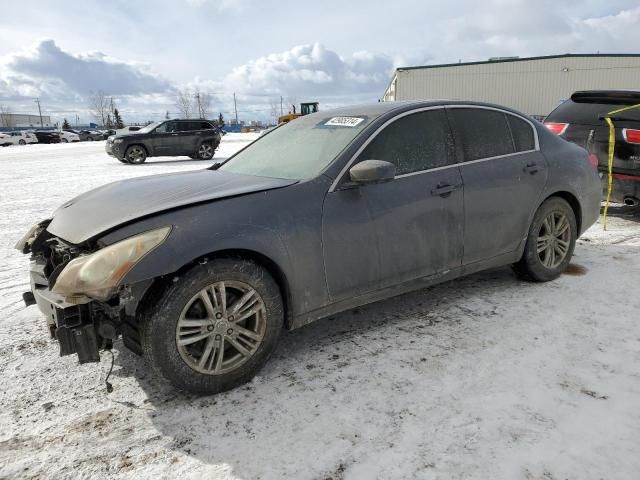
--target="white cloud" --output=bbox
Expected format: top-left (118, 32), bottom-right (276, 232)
top-left (223, 43), bottom-right (396, 101)
top-left (3, 40), bottom-right (171, 98)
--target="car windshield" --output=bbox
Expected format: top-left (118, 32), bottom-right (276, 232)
top-left (137, 122), bottom-right (162, 134)
top-left (218, 114), bottom-right (371, 180)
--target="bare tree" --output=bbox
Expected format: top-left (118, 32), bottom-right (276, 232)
top-left (88, 91), bottom-right (109, 127)
top-left (269, 97), bottom-right (280, 124)
top-left (175, 89), bottom-right (193, 118)
top-left (0, 105), bottom-right (15, 127)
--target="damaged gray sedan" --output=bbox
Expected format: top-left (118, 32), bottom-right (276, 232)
top-left (17, 101), bottom-right (601, 395)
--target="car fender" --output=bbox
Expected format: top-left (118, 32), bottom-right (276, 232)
top-left (196, 133), bottom-right (221, 149)
top-left (117, 220), bottom-right (292, 287)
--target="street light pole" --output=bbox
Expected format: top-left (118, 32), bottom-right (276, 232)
top-left (233, 92), bottom-right (238, 124)
top-left (34, 98), bottom-right (43, 127)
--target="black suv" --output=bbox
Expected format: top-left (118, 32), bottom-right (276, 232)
top-left (106, 119), bottom-right (221, 164)
top-left (544, 90), bottom-right (640, 206)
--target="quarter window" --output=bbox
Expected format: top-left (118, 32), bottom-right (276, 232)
top-left (507, 114), bottom-right (535, 152)
top-left (357, 109), bottom-right (453, 175)
top-left (449, 108), bottom-right (514, 161)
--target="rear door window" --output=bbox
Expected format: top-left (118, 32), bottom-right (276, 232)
top-left (506, 114), bottom-right (535, 152)
top-left (357, 109), bottom-right (454, 175)
top-left (449, 108), bottom-right (515, 161)
top-left (177, 121), bottom-right (197, 132)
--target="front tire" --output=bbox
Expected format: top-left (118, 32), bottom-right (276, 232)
top-left (125, 145), bottom-right (147, 164)
top-left (19, 139), bottom-right (26, 145)
top-left (513, 197), bottom-right (577, 282)
top-left (141, 259), bottom-right (284, 395)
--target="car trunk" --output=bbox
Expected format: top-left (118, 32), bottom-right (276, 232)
top-left (545, 93), bottom-right (640, 176)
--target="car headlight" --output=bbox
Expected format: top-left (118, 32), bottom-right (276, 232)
top-left (51, 226), bottom-right (171, 301)
top-left (15, 222), bottom-right (46, 252)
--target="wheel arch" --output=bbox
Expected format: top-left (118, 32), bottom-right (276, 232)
top-left (136, 247), bottom-right (293, 330)
top-left (126, 142), bottom-right (151, 156)
top-left (541, 190), bottom-right (583, 234)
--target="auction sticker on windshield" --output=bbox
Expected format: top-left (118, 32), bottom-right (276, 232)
top-left (325, 117), bottom-right (365, 127)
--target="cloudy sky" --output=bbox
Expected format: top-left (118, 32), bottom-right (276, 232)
top-left (0, 0), bottom-right (638, 124)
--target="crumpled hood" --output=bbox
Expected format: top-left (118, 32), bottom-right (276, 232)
top-left (47, 169), bottom-right (296, 244)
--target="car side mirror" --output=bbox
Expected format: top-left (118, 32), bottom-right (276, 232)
top-left (349, 160), bottom-right (396, 185)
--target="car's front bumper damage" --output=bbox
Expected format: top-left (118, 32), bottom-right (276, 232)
top-left (20, 225), bottom-right (150, 364)
top-left (28, 259), bottom-right (104, 363)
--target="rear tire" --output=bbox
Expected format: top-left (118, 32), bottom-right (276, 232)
top-left (19, 139), bottom-right (26, 145)
top-left (196, 142), bottom-right (215, 160)
top-left (62, 138), bottom-right (69, 143)
top-left (512, 197), bottom-right (577, 282)
top-left (141, 258), bottom-right (284, 395)
top-left (125, 145), bottom-right (147, 164)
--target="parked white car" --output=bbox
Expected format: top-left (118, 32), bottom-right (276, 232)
top-left (0, 131), bottom-right (39, 146)
top-left (115, 126), bottom-right (141, 135)
top-left (57, 131), bottom-right (80, 143)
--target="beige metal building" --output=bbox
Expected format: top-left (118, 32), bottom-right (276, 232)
top-left (383, 54), bottom-right (640, 119)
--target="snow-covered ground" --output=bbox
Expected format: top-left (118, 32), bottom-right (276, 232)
top-left (1, 137), bottom-right (639, 480)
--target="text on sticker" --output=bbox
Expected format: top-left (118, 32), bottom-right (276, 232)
top-left (325, 117), bottom-right (365, 127)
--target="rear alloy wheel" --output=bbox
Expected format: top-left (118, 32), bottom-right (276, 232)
top-left (141, 259), bottom-right (283, 394)
top-left (125, 145), bottom-right (147, 164)
top-left (18, 139), bottom-right (26, 145)
top-left (513, 197), bottom-right (577, 282)
top-left (197, 142), bottom-right (215, 160)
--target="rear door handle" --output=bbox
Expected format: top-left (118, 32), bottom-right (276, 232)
top-left (430, 183), bottom-right (460, 197)
top-left (524, 162), bottom-right (539, 174)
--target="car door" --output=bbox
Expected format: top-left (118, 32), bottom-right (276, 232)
top-left (176, 121), bottom-right (202, 155)
top-left (152, 121), bottom-right (180, 155)
top-left (447, 107), bottom-right (548, 265)
top-left (321, 108), bottom-right (464, 301)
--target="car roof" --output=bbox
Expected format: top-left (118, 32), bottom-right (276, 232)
top-left (307, 100), bottom-right (532, 120)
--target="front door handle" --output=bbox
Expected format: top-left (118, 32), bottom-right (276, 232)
top-left (524, 162), bottom-right (539, 174)
top-left (431, 183), bottom-right (460, 197)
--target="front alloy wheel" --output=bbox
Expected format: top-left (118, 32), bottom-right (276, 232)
top-left (125, 145), bottom-right (147, 164)
top-left (141, 259), bottom-right (283, 394)
top-left (176, 281), bottom-right (267, 374)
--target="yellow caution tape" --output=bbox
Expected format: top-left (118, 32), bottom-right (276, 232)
top-left (602, 103), bottom-right (640, 230)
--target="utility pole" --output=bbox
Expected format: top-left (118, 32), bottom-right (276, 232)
top-left (233, 92), bottom-right (238, 124)
top-left (195, 92), bottom-right (202, 119)
top-left (280, 96), bottom-right (283, 116)
top-left (34, 98), bottom-right (43, 127)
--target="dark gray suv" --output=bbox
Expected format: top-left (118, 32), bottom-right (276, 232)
top-left (105, 119), bottom-right (221, 164)
top-left (18, 101), bottom-right (601, 395)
